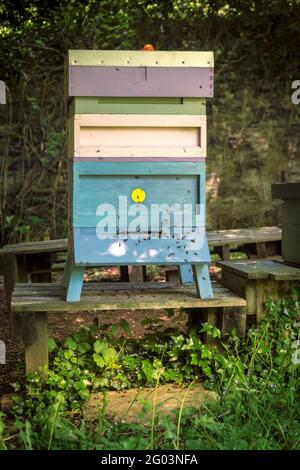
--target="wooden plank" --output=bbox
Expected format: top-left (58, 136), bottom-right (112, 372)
top-left (272, 182), bottom-right (300, 200)
top-left (70, 114), bottom-right (206, 159)
top-left (221, 307), bottom-right (247, 338)
top-left (192, 264), bottom-right (213, 298)
top-left (216, 259), bottom-right (300, 280)
top-left (11, 311), bottom-right (37, 346)
top-left (208, 226), bottom-right (281, 246)
top-left (206, 308), bottom-right (220, 348)
top-left (73, 160), bottom-right (205, 176)
top-left (2, 254), bottom-right (18, 305)
top-left (165, 267), bottom-right (180, 283)
top-left (73, 113), bottom-right (206, 127)
top-left (0, 80), bottom-right (5, 104)
top-left (73, 232), bottom-right (210, 265)
top-left (242, 241), bottom-right (267, 259)
top-left (14, 286), bottom-right (238, 297)
top-left (72, 147), bottom-right (206, 158)
top-left (73, 156), bottom-right (206, 162)
top-left (25, 313), bottom-right (48, 374)
top-left (282, 223), bottom-right (300, 264)
top-left (68, 67), bottom-right (214, 98)
top-left (11, 282), bottom-right (246, 312)
top-left (119, 266), bottom-right (129, 282)
top-left (179, 264), bottom-right (194, 284)
top-left (73, 175), bottom-right (200, 226)
top-left (0, 239), bottom-right (68, 256)
top-left (68, 50), bottom-right (214, 68)
top-left (221, 270), bottom-right (246, 298)
top-left (127, 265), bottom-right (146, 282)
top-left (68, 97), bottom-right (206, 116)
top-left (28, 254), bottom-right (52, 283)
top-left (214, 245), bottom-right (230, 260)
top-left (13, 281), bottom-right (187, 291)
top-left (281, 200), bottom-right (300, 224)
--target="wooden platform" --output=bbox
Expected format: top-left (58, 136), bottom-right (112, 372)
top-left (216, 259), bottom-right (300, 280)
top-left (217, 259), bottom-right (300, 322)
top-left (10, 280), bottom-right (246, 374)
top-left (11, 281), bottom-right (246, 312)
top-left (0, 226), bottom-right (282, 305)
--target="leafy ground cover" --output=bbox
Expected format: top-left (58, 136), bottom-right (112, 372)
top-left (0, 293), bottom-right (299, 450)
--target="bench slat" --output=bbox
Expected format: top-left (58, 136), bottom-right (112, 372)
top-left (11, 282), bottom-right (246, 312)
top-left (216, 259), bottom-right (300, 280)
top-left (0, 227), bottom-right (282, 256)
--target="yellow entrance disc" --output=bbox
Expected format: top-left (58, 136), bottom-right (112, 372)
top-left (131, 188), bottom-right (146, 203)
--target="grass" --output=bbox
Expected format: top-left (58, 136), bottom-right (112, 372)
top-left (0, 293), bottom-right (299, 450)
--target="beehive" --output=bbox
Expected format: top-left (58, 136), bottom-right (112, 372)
top-left (64, 49), bottom-right (214, 301)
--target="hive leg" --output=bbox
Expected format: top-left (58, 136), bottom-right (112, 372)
top-left (62, 253), bottom-right (72, 287)
top-left (66, 264), bottom-right (85, 301)
top-left (193, 263), bottom-right (213, 298)
top-left (179, 264), bottom-right (194, 284)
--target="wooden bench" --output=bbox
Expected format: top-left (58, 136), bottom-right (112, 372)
top-left (0, 227), bottom-right (281, 300)
top-left (10, 281), bottom-right (246, 374)
top-left (216, 259), bottom-right (300, 323)
top-left (0, 239), bottom-right (146, 305)
top-left (207, 225), bottom-right (282, 260)
top-left (166, 226), bottom-right (282, 282)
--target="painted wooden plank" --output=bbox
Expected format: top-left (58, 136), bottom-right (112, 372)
top-left (71, 147), bottom-right (207, 158)
top-left (73, 175), bottom-right (199, 212)
top-left (72, 170), bottom-right (205, 228)
top-left (68, 67), bottom-right (214, 97)
top-left (66, 265), bottom-right (85, 301)
top-left (73, 157), bottom-right (206, 162)
top-left (73, 230), bottom-right (210, 265)
top-left (179, 264), bottom-right (194, 284)
top-left (72, 160), bottom-right (205, 175)
top-left (72, 114), bottom-right (206, 127)
top-left (193, 262), bottom-right (213, 299)
top-left (68, 50), bottom-right (214, 68)
top-left (68, 97), bottom-right (206, 116)
top-left (79, 127), bottom-right (200, 147)
top-left (272, 182), bottom-right (300, 200)
top-left (69, 114), bottom-right (206, 158)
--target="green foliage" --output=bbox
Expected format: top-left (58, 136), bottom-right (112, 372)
top-left (0, 294), bottom-right (298, 450)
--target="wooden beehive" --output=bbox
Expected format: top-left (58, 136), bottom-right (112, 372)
top-left (64, 49), bottom-right (214, 301)
top-left (272, 182), bottom-right (300, 264)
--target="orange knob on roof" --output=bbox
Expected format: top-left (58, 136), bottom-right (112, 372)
top-left (143, 44), bottom-right (155, 51)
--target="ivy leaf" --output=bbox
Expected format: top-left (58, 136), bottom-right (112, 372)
top-left (142, 359), bottom-right (154, 382)
top-left (48, 338), bottom-right (57, 353)
top-left (65, 337), bottom-right (77, 351)
top-left (77, 342), bottom-right (91, 354)
top-left (102, 348), bottom-right (117, 367)
top-left (94, 340), bottom-right (108, 354)
top-left (93, 353), bottom-right (105, 368)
